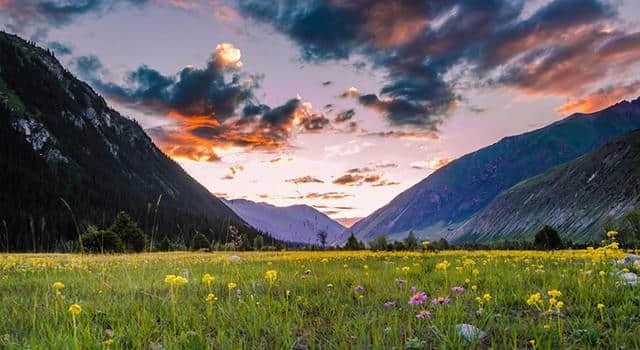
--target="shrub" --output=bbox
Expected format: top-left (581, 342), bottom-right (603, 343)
top-left (81, 225), bottom-right (124, 253)
top-left (534, 226), bottom-right (563, 250)
top-left (158, 236), bottom-right (171, 252)
top-left (404, 230), bottom-right (419, 250)
top-left (369, 235), bottom-right (388, 251)
top-left (191, 232), bottom-right (210, 251)
top-left (110, 211), bottom-right (147, 252)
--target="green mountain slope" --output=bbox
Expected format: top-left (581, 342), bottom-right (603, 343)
top-left (0, 32), bottom-right (265, 251)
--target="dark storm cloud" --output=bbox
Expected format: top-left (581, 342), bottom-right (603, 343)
top-left (235, 0), bottom-right (640, 129)
top-left (75, 50), bottom-right (310, 161)
top-left (334, 109), bottom-right (355, 123)
top-left (0, 0), bottom-right (148, 32)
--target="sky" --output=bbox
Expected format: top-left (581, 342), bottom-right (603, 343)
top-left (2, 0), bottom-right (640, 225)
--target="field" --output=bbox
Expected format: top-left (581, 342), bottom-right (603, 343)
top-left (1, 247), bottom-right (638, 349)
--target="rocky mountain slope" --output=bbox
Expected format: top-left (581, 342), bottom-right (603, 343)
top-left (348, 98), bottom-right (640, 243)
top-left (0, 32), bottom-right (264, 250)
top-left (450, 129), bottom-right (640, 242)
top-left (224, 199), bottom-right (345, 245)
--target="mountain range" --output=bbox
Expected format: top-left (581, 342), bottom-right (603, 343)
top-left (347, 98), bottom-right (640, 244)
top-left (0, 32), bottom-right (266, 250)
top-left (223, 199), bottom-right (345, 245)
top-left (450, 129), bottom-right (640, 243)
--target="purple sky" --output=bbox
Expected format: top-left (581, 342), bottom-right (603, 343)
top-left (2, 0), bottom-right (640, 224)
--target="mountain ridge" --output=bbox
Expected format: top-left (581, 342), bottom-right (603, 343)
top-left (0, 32), bottom-right (265, 250)
top-left (223, 198), bottom-right (345, 245)
top-left (347, 97), bottom-right (640, 243)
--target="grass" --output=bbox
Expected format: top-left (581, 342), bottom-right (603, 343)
top-left (0, 248), bottom-right (638, 349)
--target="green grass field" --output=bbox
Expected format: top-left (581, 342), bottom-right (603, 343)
top-left (0, 248), bottom-right (638, 349)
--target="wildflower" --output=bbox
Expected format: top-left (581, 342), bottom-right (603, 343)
top-left (526, 293), bottom-right (542, 305)
top-left (286, 290), bottom-right (291, 298)
top-left (402, 266), bottom-right (410, 273)
top-left (450, 286), bottom-right (464, 293)
top-left (416, 310), bottom-right (431, 319)
top-left (597, 303), bottom-right (605, 310)
top-left (354, 285), bottom-right (365, 293)
top-left (549, 297), bottom-right (557, 305)
top-left (326, 283), bottom-right (333, 289)
top-left (202, 273), bottom-right (215, 285)
top-left (363, 265), bottom-right (368, 270)
top-left (435, 260), bottom-right (450, 271)
top-left (483, 293), bottom-right (492, 302)
top-left (472, 269), bottom-right (479, 276)
top-left (599, 270), bottom-right (606, 277)
top-left (228, 282), bottom-right (237, 290)
top-left (68, 304), bottom-right (82, 315)
top-left (529, 339), bottom-right (536, 346)
top-left (206, 293), bottom-right (217, 303)
top-left (464, 278), bottom-right (471, 284)
top-left (543, 324), bottom-right (550, 330)
top-left (547, 290), bottom-right (562, 298)
top-left (395, 278), bottom-right (407, 285)
top-left (383, 301), bottom-right (395, 308)
top-left (471, 285), bottom-right (478, 291)
top-left (430, 297), bottom-right (450, 305)
top-left (173, 276), bottom-right (188, 286)
top-left (408, 292), bottom-right (427, 305)
top-left (164, 274), bottom-right (177, 284)
top-left (607, 230), bottom-right (618, 238)
top-left (321, 258), bottom-right (328, 263)
top-left (53, 282), bottom-right (65, 290)
top-left (409, 286), bottom-right (417, 294)
top-left (422, 240), bottom-right (430, 248)
top-left (265, 270), bottom-right (277, 284)
top-left (556, 301), bottom-right (564, 309)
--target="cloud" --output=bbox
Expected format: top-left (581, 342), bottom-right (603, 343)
top-left (286, 176), bottom-right (324, 184)
top-left (235, 0), bottom-right (640, 132)
top-left (374, 161), bottom-right (398, 169)
top-left (371, 180), bottom-right (400, 187)
top-left (334, 109), bottom-right (355, 123)
top-left (0, 0), bottom-right (198, 33)
top-left (410, 158), bottom-right (451, 170)
top-left (556, 81), bottom-right (640, 115)
top-left (286, 192), bottom-right (353, 200)
top-left (322, 80), bottom-right (332, 86)
top-left (75, 47), bottom-right (321, 161)
top-left (346, 167), bottom-right (374, 174)
top-left (339, 86), bottom-right (359, 98)
top-left (332, 174), bottom-right (363, 186)
top-left (361, 130), bottom-right (439, 141)
top-left (47, 41), bottom-right (71, 55)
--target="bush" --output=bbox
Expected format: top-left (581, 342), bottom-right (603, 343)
top-left (369, 235), bottom-right (388, 251)
top-left (191, 232), bottom-right (210, 251)
top-left (110, 211), bottom-right (147, 252)
top-left (158, 236), bottom-right (171, 252)
top-left (404, 231), bottom-right (419, 250)
top-left (81, 225), bottom-right (124, 253)
top-left (344, 232), bottom-right (364, 250)
top-left (534, 226), bottom-right (563, 250)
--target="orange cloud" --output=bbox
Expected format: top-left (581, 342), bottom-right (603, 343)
top-left (366, 1), bottom-right (428, 48)
top-left (556, 81), bottom-right (640, 115)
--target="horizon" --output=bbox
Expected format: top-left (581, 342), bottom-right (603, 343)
top-left (2, 0), bottom-right (640, 223)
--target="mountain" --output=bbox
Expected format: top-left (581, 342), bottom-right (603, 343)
top-left (223, 199), bottom-right (345, 245)
top-left (348, 98), bottom-right (640, 243)
top-left (450, 129), bottom-right (640, 242)
top-left (0, 32), bottom-right (264, 250)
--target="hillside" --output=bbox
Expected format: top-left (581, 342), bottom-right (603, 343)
top-left (224, 199), bottom-right (345, 245)
top-left (0, 32), bottom-right (264, 250)
top-left (450, 130), bottom-right (640, 243)
top-left (348, 98), bottom-right (640, 243)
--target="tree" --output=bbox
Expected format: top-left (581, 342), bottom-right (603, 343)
top-left (404, 230), bottom-right (419, 250)
top-left (317, 229), bottom-right (328, 249)
top-left (625, 208), bottom-right (640, 245)
top-left (534, 226), bottom-right (563, 250)
top-left (81, 225), bottom-right (123, 253)
top-left (344, 232), bottom-right (363, 250)
top-left (191, 231), bottom-right (210, 251)
top-left (253, 235), bottom-right (264, 250)
top-left (110, 211), bottom-right (146, 252)
top-left (369, 234), bottom-right (388, 251)
top-left (158, 236), bottom-right (171, 252)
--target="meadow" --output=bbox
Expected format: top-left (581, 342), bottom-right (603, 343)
top-left (0, 245), bottom-right (638, 349)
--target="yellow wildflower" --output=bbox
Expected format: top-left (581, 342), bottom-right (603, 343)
top-left (206, 293), bottom-right (217, 303)
top-left (68, 304), bottom-right (82, 315)
top-left (228, 282), bottom-right (237, 290)
top-left (52, 282), bottom-right (64, 290)
top-left (202, 273), bottom-right (215, 285)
